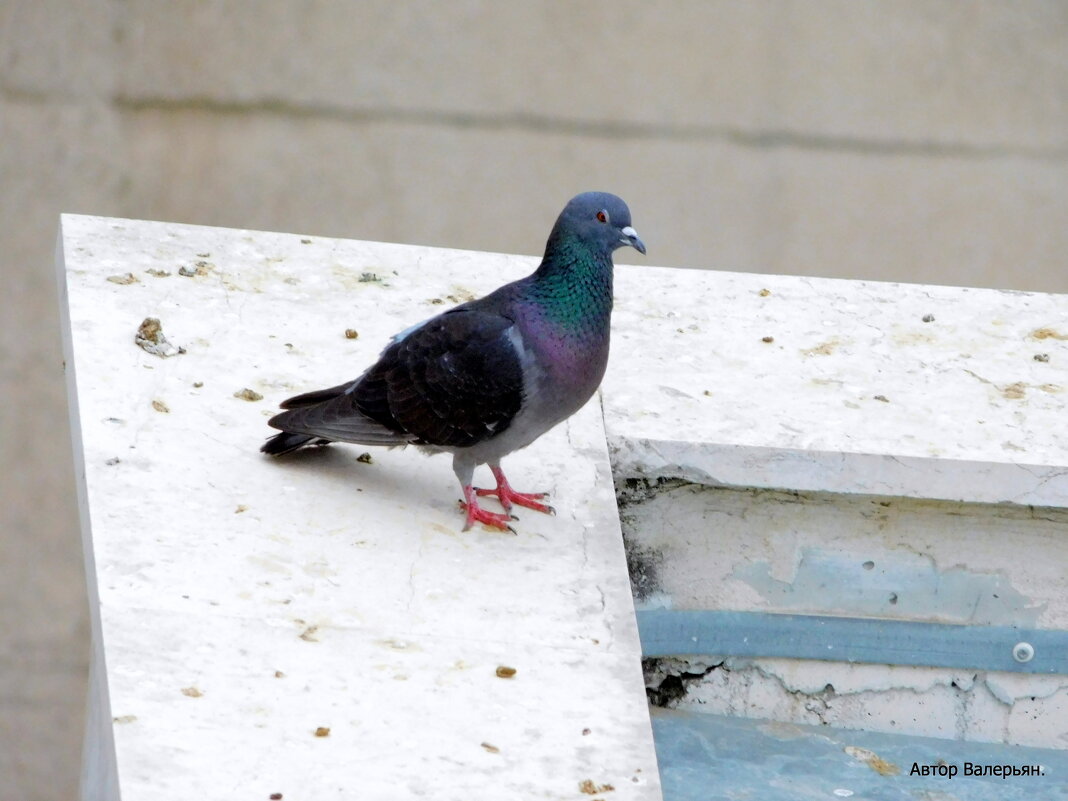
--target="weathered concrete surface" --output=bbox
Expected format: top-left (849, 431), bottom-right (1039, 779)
top-left (58, 216), bottom-right (659, 800)
top-left (620, 486), bottom-right (1067, 628)
top-left (606, 265), bottom-right (1068, 506)
top-left (625, 485), bottom-right (1068, 748)
top-left (605, 262), bottom-right (1068, 749)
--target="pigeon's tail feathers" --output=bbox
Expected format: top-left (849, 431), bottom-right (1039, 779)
top-left (264, 390), bottom-right (414, 449)
top-left (279, 380), bottom-right (357, 410)
top-left (260, 431), bottom-right (329, 456)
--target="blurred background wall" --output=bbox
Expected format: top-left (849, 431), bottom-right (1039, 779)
top-left (2, 2), bottom-right (1067, 798)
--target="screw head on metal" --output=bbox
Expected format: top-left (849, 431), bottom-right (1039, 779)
top-left (1012, 642), bottom-right (1035, 663)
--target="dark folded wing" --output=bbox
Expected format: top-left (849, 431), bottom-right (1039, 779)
top-left (266, 309), bottom-right (525, 450)
top-left (354, 309), bottom-right (525, 448)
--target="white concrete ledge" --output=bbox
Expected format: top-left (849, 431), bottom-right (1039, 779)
top-left (603, 264), bottom-right (1068, 750)
top-left (607, 265), bottom-right (1068, 507)
top-left (60, 212), bottom-right (1068, 793)
top-left (58, 216), bottom-right (660, 800)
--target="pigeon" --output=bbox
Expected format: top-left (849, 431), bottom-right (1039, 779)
top-left (261, 191), bottom-right (645, 531)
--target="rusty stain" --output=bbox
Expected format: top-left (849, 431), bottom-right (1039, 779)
top-left (314, 727), bottom-right (330, 737)
top-left (802, 339), bottom-right (840, 357)
top-left (495, 666), bottom-right (517, 679)
top-left (758, 288), bottom-right (771, 297)
top-left (845, 745), bottom-right (900, 776)
top-left (344, 328), bottom-right (359, 339)
top-left (447, 287), bottom-right (477, 303)
top-left (1031, 327), bottom-right (1068, 341)
top-left (892, 330), bottom-right (935, 347)
top-left (1001, 382), bottom-right (1026, 399)
top-left (579, 779), bottom-right (616, 794)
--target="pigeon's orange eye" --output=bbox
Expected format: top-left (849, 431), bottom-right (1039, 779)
top-left (596, 210), bottom-right (608, 223)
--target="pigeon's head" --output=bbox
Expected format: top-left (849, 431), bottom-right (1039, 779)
top-left (555, 192), bottom-right (646, 257)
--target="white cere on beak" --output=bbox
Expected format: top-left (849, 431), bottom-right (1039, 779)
top-left (619, 225), bottom-right (646, 253)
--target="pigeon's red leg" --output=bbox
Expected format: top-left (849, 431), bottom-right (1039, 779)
top-left (460, 485), bottom-right (516, 533)
top-left (475, 465), bottom-right (555, 515)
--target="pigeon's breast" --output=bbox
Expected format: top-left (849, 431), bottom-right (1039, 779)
top-left (515, 313), bottom-right (610, 417)
top-left (462, 321), bottom-right (605, 466)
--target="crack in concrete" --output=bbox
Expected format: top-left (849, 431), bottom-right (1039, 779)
top-left (596, 584), bottom-right (615, 653)
top-left (405, 538), bottom-right (425, 613)
top-left (1011, 466), bottom-right (1068, 503)
top-left (749, 661), bottom-right (837, 725)
top-left (656, 654), bottom-right (1067, 739)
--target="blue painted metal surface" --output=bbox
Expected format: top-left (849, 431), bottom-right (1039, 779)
top-left (652, 708), bottom-right (1068, 801)
top-left (638, 609), bottom-right (1068, 674)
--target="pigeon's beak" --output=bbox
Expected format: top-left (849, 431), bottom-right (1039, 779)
top-left (621, 226), bottom-right (646, 255)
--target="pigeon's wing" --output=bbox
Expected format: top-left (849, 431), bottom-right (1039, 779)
top-left (353, 308), bottom-right (525, 448)
top-left (264, 309), bottom-right (525, 450)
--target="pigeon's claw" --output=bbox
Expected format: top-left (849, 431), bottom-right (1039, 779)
top-left (476, 485), bottom-right (553, 515)
top-left (460, 489), bottom-right (517, 534)
top-left (475, 465), bottom-right (555, 516)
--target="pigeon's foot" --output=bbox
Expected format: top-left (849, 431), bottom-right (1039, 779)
top-left (460, 486), bottom-right (517, 534)
top-left (475, 466), bottom-right (556, 516)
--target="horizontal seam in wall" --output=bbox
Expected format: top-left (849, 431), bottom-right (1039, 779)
top-left (111, 95), bottom-right (1068, 163)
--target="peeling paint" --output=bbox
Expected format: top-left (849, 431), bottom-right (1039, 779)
top-left (623, 480), bottom-right (1068, 748)
top-left (733, 547), bottom-right (1044, 626)
top-left (618, 481), bottom-right (1068, 628)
